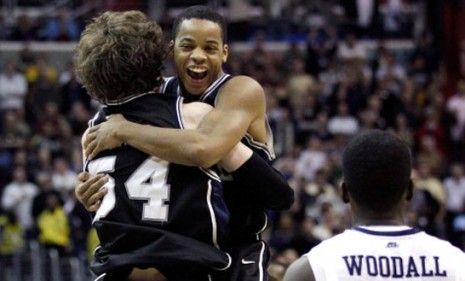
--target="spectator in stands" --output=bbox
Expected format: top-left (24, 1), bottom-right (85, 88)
top-left (411, 161), bottom-right (446, 236)
top-left (270, 212), bottom-right (297, 252)
top-left (393, 112), bottom-right (414, 147)
top-left (295, 136), bottom-right (327, 181)
top-left (9, 14), bottom-right (37, 41)
top-left (67, 102), bottom-right (92, 136)
top-left (51, 157), bottom-right (77, 199)
top-left (41, 9), bottom-right (80, 41)
top-left (37, 192), bottom-right (70, 256)
top-left (63, 191), bottom-right (91, 257)
top-left (0, 212), bottom-right (24, 256)
top-left (32, 172), bottom-right (63, 221)
top-left (287, 58), bottom-right (317, 109)
top-left (443, 163), bottom-right (465, 247)
top-left (1, 166), bottom-right (38, 238)
top-left (59, 63), bottom-right (91, 113)
top-left (446, 80), bottom-right (465, 158)
top-left (327, 102), bottom-right (359, 136)
top-left (337, 32), bottom-right (367, 62)
top-left (0, 110), bottom-right (30, 150)
top-left (0, 61), bottom-right (28, 112)
top-left (27, 58), bottom-right (59, 114)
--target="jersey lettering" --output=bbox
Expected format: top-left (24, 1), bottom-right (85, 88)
top-left (341, 255), bottom-right (448, 278)
top-left (88, 156), bottom-right (170, 222)
top-left (125, 158), bottom-right (170, 222)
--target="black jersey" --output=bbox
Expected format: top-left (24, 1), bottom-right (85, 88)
top-left (163, 74), bottom-right (276, 241)
top-left (85, 93), bottom-right (231, 279)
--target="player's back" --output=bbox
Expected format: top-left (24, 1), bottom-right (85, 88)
top-left (306, 225), bottom-right (465, 281)
top-left (85, 93), bottom-right (231, 279)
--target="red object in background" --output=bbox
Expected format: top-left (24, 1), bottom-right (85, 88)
top-left (442, 0), bottom-right (465, 98)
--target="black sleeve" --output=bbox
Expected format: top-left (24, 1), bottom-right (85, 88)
top-left (230, 152), bottom-right (294, 210)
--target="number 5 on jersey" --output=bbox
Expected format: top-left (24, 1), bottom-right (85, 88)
top-left (87, 156), bottom-right (170, 222)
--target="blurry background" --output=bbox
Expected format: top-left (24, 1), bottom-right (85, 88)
top-left (0, 0), bottom-right (464, 280)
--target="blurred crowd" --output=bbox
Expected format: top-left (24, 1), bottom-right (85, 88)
top-left (0, 0), bottom-right (464, 279)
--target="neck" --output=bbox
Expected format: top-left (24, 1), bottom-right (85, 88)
top-left (352, 209), bottom-right (405, 227)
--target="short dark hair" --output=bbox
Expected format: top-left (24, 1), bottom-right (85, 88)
top-left (342, 130), bottom-right (412, 212)
top-left (172, 5), bottom-right (227, 42)
top-left (75, 11), bottom-right (166, 104)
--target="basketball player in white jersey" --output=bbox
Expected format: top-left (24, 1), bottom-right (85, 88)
top-left (284, 130), bottom-right (465, 281)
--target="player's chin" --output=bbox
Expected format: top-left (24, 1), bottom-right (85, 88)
top-left (184, 77), bottom-right (209, 95)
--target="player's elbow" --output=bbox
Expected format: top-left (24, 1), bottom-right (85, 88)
top-left (189, 143), bottom-right (221, 168)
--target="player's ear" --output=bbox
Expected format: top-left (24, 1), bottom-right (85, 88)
top-left (406, 179), bottom-right (414, 201)
top-left (341, 182), bottom-right (350, 203)
top-left (222, 43), bottom-right (229, 63)
top-left (168, 40), bottom-right (174, 57)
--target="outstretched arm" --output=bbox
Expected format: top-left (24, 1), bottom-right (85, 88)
top-left (84, 76), bottom-right (265, 168)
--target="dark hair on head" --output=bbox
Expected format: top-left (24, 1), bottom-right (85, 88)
top-left (172, 5), bottom-right (227, 42)
top-left (342, 130), bottom-right (411, 212)
top-left (75, 11), bottom-right (166, 104)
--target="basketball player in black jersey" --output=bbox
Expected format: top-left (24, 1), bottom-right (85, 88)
top-left (77, 6), bottom-right (292, 281)
top-left (75, 10), bottom-right (292, 281)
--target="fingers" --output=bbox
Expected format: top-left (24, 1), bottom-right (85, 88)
top-left (88, 142), bottom-right (102, 161)
top-left (87, 186), bottom-right (108, 208)
top-left (83, 125), bottom-right (99, 148)
top-left (87, 200), bottom-right (102, 212)
top-left (81, 174), bottom-right (109, 203)
top-left (77, 171), bottom-right (90, 182)
top-left (85, 139), bottom-right (98, 159)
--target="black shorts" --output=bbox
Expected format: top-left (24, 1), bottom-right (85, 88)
top-left (228, 240), bottom-right (271, 281)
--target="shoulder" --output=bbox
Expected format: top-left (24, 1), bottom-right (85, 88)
top-left (181, 102), bottom-right (213, 129)
top-left (214, 75), bottom-right (266, 120)
top-left (218, 75), bottom-right (265, 105)
top-left (421, 232), bottom-right (465, 254)
top-left (307, 230), bottom-right (351, 256)
top-left (284, 256), bottom-right (315, 281)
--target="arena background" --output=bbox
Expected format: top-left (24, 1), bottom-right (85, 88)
top-left (0, 0), bottom-right (464, 280)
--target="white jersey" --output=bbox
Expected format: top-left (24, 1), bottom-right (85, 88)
top-left (306, 226), bottom-right (465, 281)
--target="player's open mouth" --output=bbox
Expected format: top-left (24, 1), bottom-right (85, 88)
top-left (187, 69), bottom-right (208, 81)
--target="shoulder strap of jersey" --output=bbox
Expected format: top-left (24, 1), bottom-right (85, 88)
top-left (199, 73), bottom-right (232, 106)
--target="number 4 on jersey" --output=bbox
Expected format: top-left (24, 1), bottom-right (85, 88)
top-left (87, 156), bottom-right (170, 222)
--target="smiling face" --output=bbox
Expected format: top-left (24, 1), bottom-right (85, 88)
top-left (173, 18), bottom-right (228, 95)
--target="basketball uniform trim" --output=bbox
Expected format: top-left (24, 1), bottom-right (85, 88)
top-left (206, 179), bottom-right (220, 249)
top-left (88, 111), bottom-right (101, 127)
top-left (105, 91), bottom-right (158, 106)
top-left (94, 273), bottom-right (106, 281)
top-left (161, 76), bottom-right (175, 94)
top-left (175, 96), bottom-right (185, 129)
top-left (258, 241), bottom-right (266, 281)
top-left (243, 133), bottom-right (274, 162)
top-left (213, 252), bottom-right (232, 271)
top-left (352, 226), bottom-right (421, 236)
top-left (255, 213), bottom-right (268, 236)
top-left (200, 73), bottom-right (231, 101)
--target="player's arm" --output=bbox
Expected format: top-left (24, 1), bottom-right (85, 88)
top-left (283, 256), bottom-right (316, 281)
top-left (184, 102), bottom-right (293, 210)
top-left (75, 126), bottom-right (109, 212)
top-left (83, 76), bottom-right (265, 168)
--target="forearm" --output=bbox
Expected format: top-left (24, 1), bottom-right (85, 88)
top-left (230, 153), bottom-right (294, 210)
top-left (119, 121), bottom-right (229, 167)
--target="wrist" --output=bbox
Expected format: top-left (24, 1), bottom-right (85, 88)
top-left (114, 122), bottom-right (130, 143)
